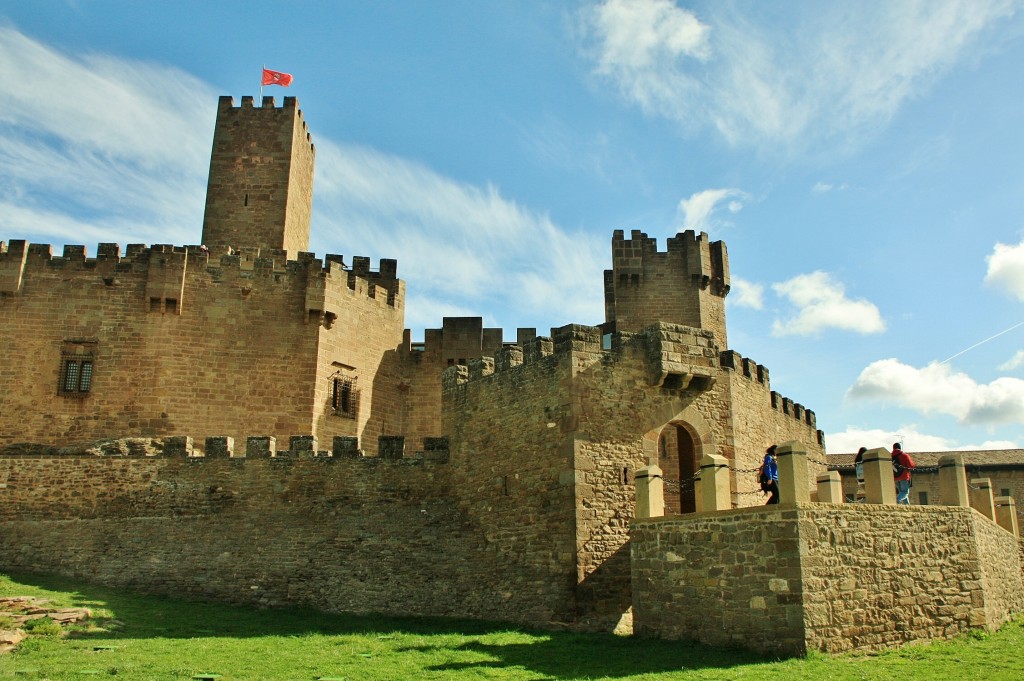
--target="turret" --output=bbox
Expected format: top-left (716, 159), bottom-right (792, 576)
top-left (604, 229), bottom-right (730, 347)
top-left (201, 95), bottom-right (315, 259)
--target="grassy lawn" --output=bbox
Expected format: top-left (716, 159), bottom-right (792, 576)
top-left (0, 571), bottom-right (1022, 680)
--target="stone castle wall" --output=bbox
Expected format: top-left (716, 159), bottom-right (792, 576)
top-left (721, 350), bottom-right (826, 498)
top-left (0, 442), bottom-right (580, 625)
top-left (0, 242), bottom-right (404, 456)
top-left (631, 504), bottom-right (1024, 655)
top-left (441, 342), bottom-right (582, 626)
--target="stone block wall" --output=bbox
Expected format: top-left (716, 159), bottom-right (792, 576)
top-left (631, 507), bottom-right (807, 655)
top-left (0, 244), bottom-right (406, 456)
top-left (441, 343), bottom-right (582, 627)
top-left (201, 95), bottom-right (314, 258)
top-left (722, 351), bottom-right (825, 501)
top-left (631, 504), bottom-right (1024, 656)
top-left (605, 230), bottom-right (729, 348)
top-left (0, 444), bottom-right (540, 623)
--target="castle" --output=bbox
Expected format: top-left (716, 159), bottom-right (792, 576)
top-left (0, 96), bottom-right (1020, 656)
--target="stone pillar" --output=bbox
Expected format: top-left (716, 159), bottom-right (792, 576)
top-left (423, 436), bottom-right (450, 462)
top-left (290, 435), bottom-right (318, 458)
top-left (994, 496), bottom-right (1019, 536)
top-left (204, 436), bottom-right (234, 459)
top-left (379, 435), bottom-right (406, 459)
top-left (862, 447), bottom-right (896, 505)
top-left (938, 454), bottom-right (970, 507)
top-left (635, 464), bottom-right (665, 519)
top-left (332, 436), bottom-right (360, 458)
top-left (776, 440), bottom-right (809, 506)
top-left (970, 478), bottom-right (996, 521)
top-left (698, 454), bottom-right (730, 512)
top-left (245, 436), bottom-right (276, 458)
top-left (816, 471), bottom-right (843, 504)
top-left (165, 436), bottom-right (194, 458)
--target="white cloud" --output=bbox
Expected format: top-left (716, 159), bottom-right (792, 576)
top-left (0, 25), bottom-right (214, 246)
top-left (677, 188), bottom-right (747, 232)
top-left (581, 0), bottom-right (1021, 152)
top-left (587, 0), bottom-right (711, 119)
top-left (985, 240), bottom-right (1024, 301)
top-left (311, 141), bottom-right (608, 334)
top-left (847, 358), bottom-right (1024, 425)
top-left (826, 425), bottom-right (1018, 454)
top-left (999, 350), bottom-right (1024, 371)
top-left (728, 277), bottom-right (764, 310)
top-left (0, 26), bottom-right (607, 337)
top-left (771, 271), bottom-right (885, 336)
top-left (812, 181), bottom-right (848, 193)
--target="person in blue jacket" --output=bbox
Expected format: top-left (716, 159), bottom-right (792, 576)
top-left (763, 444), bottom-right (779, 505)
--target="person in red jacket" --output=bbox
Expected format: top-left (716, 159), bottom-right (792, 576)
top-left (892, 442), bottom-right (915, 505)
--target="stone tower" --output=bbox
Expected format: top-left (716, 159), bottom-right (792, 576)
top-left (604, 229), bottom-right (730, 347)
top-left (201, 95), bottom-right (315, 258)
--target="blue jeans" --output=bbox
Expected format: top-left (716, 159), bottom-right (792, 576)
top-left (896, 479), bottom-right (911, 505)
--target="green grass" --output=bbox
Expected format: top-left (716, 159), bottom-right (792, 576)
top-left (0, 572), bottom-right (1022, 680)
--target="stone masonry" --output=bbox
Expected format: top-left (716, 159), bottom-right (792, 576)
top-left (9, 94), bottom-right (1005, 656)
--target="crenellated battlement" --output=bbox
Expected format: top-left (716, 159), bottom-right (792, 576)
top-left (720, 349), bottom-right (820, 439)
top-left (442, 322), bottom-right (719, 392)
top-left (605, 229), bottom-right (731, 348)
top-left (609, 228), bottom-right (730, 298)
top-left (0, 242), bottom-right (402, 310)
top-left (408, 316), bottom-right (539, 363)
top-left (0, 434), bottom-right (449, 463)
top-left (720, 350), bottom-right (770, 387)
top-left (216, 95), bottom-right (314, 152)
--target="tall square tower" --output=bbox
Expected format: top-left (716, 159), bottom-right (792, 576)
top-left (201, 95), bottom-right (315, 257)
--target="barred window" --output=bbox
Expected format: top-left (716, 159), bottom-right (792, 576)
top-left (330, 376), bottom-right (358, 418)
top-left (60, 358), bottom-right (93, 395)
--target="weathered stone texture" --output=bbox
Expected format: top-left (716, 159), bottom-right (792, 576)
top-left (631, 504), bottom-right (1024, 655)
top-left (201, 95), bottom-right (314, 258)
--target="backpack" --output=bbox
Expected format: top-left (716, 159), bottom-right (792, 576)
top-left (757, 464), bottom-right (771, 491)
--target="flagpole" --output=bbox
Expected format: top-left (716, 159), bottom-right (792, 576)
top-left (260, 63), bottom-right (264, 100)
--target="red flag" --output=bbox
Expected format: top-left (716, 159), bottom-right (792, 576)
top-left (261, 68), bottom-right (293, 87)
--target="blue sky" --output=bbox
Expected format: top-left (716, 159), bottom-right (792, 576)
top-left (2, 0), bottom-right (1024, 454)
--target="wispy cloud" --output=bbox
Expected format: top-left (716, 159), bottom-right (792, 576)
top-left (826, 424), bottom-right (1018, 454)
top-left (999, 350), bottom-right (1024, 371)
top-left (0, 26), bottom-right (606, 336)
top-left (847, 358), bottom-right (1024, 425)
top-left (581, 0), bottom-right (1022, 153)
top-left (0, 25), bottom-right (215, 246)
top-left (812, 181), bottom-right (848, 194)
top-left (677, 188), bottom-right (747, 233)
top-left (311, 141), bottom-right (606, 333)
top-left (728, 276), bottom-right (764, 310)
top-left (771, 271), bottom-right (885, 336)
top-left (985, 239), bottom-right (1024, 300)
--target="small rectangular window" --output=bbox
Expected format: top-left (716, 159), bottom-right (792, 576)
top-left (59, 359), bottom-right (93, 395)
top-left (1001, 488), bottom-right (1012, 498)
top-left (918, 491), bottom-right (928, 505)
top-left (330, 375), bottom-right (358, 419)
